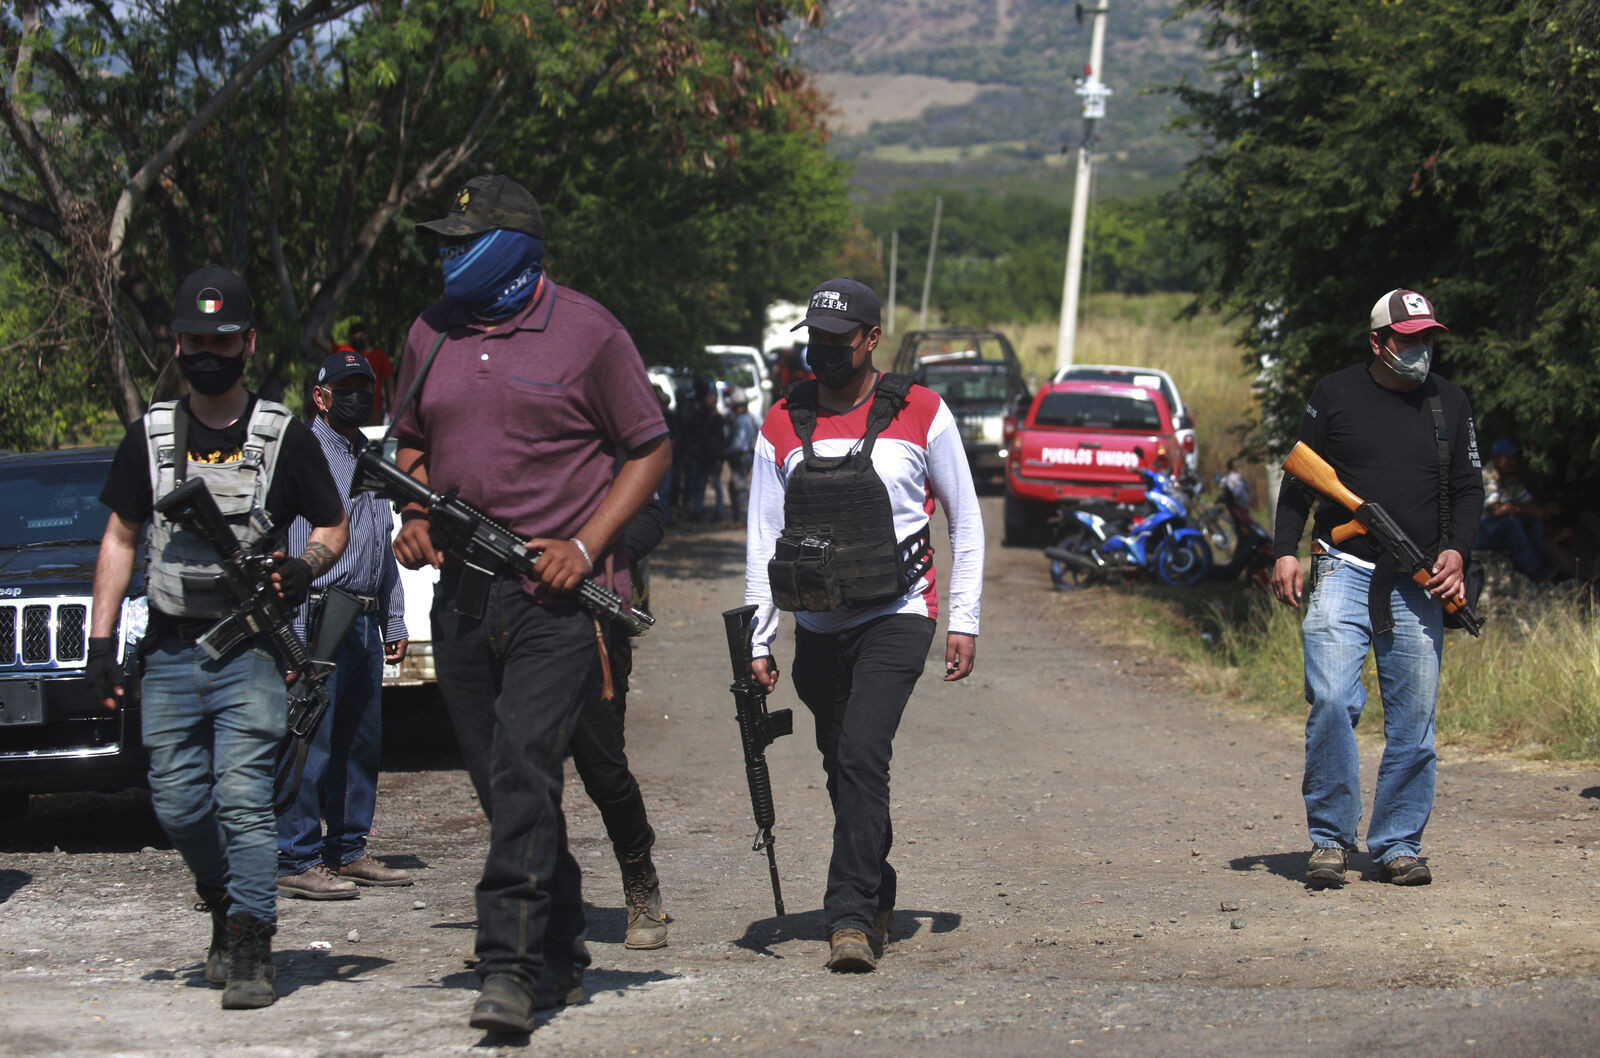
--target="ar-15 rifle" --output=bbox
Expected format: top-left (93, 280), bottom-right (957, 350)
top-left (151, 478), bottom-right (353, 809)
top-left (723, 604), bottom-right (793, 917)
top-left (1282, 442), bottom-right (1483, 636)
top-left (350, 442), bottom-right (654, 635)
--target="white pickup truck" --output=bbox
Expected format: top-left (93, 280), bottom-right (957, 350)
top-left (361, 428), bottom-right (438, 687)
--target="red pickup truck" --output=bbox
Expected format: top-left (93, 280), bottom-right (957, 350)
top-left (1002, 380), bottom-right (1183, 546)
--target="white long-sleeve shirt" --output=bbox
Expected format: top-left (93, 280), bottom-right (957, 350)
top-left (742, 378), bottom-right (984, 658)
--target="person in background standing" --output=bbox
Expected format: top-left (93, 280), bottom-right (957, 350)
top-left (724, 394), bottom-right (758, 524)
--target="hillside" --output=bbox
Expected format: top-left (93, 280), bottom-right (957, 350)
top-left (793, 0), bottom-right (1214, 203)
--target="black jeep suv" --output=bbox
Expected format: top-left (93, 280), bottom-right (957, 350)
top-left (0, 447), bottom-right (146, 817)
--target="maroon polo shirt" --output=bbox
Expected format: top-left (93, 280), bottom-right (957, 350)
top-left (392, 281), bottom-right (667, 603)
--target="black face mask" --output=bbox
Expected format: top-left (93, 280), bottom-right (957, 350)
top-left (326, 388), bottom-right (375, 428)
top-left (178, 350), bottom-right (246, 396)
top-left (809, 341), bottom-right (867, 390)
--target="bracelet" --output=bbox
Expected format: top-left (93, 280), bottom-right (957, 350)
top-left (570, 537), bottom-right (593, 571)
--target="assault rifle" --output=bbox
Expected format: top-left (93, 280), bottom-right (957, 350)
top-left (151, 478), bottom-right (352, 809)
top-left (351, 442), bottom-right (654, 635)
top-left (1282, 442), bottom-right (1483, 636)
top-left (723, 604), bottom-right (793, 917)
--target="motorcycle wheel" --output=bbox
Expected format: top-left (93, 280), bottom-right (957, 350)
top-left (1155, 535), bottom-right (1212, 587)
top-left (1048, 529), bottom-right (1100, 591)
top-left (1199, 505), bottom-right (1236, 557)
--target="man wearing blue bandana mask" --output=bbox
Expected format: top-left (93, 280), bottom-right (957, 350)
top-left (395, 175), bottom-right (671, 1033)
top-left (1271, 288), bottom-right (1483, 891)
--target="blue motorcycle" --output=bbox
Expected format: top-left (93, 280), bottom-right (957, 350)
top-left (1043, 469), bottom-right (1213, 588)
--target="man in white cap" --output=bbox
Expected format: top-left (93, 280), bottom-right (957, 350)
top-left (1270, 289), bottom-right (1483, 888)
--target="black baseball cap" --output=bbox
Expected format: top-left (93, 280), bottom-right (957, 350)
top-left (316, 350), bottom-right (376, 385)
top-left (416, 175), bottom-right (545, 239)
top-left (171, 265), bottom-right (254, 334)
top-left (792, 278), bottom-right (881, 335)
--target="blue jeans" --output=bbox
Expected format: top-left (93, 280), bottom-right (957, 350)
top-left (1301, 554), bottom-right (1442, 864)
top-left (276, 614), bottom-right (385, 875)
top-left (430, 569), bottom-right (599, 995)
top-left (1475, 514), bottom-right (1544, 575)
top-left (141, 634), bottom-right (288, 922)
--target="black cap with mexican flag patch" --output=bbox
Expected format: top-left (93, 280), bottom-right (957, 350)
top-left (1370, 288), bottom-right (1448, 335)
top-left (171, 265), bottom-right (254, 334)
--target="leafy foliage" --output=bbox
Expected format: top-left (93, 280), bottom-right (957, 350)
top-left (1168, 0), bottom-right (1600, 494)
top-left (0, 1), bottom-right (851, 446)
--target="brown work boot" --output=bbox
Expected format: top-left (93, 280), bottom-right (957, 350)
top-left (827, 928), bottom-right (876, 973)
top-left (277, 864), bottom-right (358, 900)
top-left (621, 852), bottom-right (668, 950)
top-left (337, 853), bottom-right (413, 887)
top-left (870, 909), bottom-right (893, 956)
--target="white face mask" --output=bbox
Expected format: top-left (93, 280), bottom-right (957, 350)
top-left (1383, 341), bottom-right (1432, 383)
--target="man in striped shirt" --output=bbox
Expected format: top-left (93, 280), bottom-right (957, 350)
top-left (275, 351), bottom-right (411, 899)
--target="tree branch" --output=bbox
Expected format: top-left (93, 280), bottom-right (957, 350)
top-left (0, 187), bottom-right (61, 236)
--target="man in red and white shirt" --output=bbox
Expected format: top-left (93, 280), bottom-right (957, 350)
top-left (743, 278), bottom-right (983, 972)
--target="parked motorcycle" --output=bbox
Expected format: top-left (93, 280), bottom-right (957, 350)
top-left (1044, 468), bottom-right (1213, 589)
top-left (1208, 470), bottom-right (1274, 586)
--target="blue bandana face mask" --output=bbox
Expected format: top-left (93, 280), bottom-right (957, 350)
top-left (440, 230), bottom-right (545, 320)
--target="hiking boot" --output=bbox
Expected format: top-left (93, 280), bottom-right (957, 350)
top-left (194, 885), bottom-right (231, 987)
top-left (220, 912), bottom-right (276, 1010)
top-left (337, 853), bottom-right (413, 887)
top-left (826, 928), bottom-right (876, 973)
top-left (1379, 855), bottom-right (1433, 886)
top-left (532, 965), bottom-right (586, 1010)
top-left (1306, 846), bottom-right (1348, 886)
top-left (277, 864), bottom-right (358, 900)
top-left (870, 909), bottom-right (893, 956)
top-left (621, 852), bottom-right (667, 950)
top-left (470, 973), bottom-right (536, 1034)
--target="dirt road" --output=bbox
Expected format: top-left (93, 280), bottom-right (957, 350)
top-left (4, 496), bottom-right (1600, 1056)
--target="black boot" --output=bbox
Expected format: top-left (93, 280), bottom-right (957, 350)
top-left (194, 885), bottom-right (232, 987)
top-left (220, 911), bottom-right (277, 1009)
top-left (620, 851), bottom-right (667, 950)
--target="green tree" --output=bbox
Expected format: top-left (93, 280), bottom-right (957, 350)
top-left (1170, 0), bottom-right (1600, 485)
top-left (0, 0), bottom-right (849, 445)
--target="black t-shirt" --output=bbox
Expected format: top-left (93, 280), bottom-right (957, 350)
top-left (1273, 364), bottom-right (1484, 562)
top-left (100, 395), bottom-right (344, 532)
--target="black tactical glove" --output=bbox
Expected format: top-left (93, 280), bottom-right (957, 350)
top-left (273, 556), bottom-right (314, 607)
top-left (86, 637), bottom-right (121, 704)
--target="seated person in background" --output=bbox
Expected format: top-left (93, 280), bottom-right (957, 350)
top-left (1475, 438), bottom-right (1559, 582)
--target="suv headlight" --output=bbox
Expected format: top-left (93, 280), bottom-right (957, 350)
top-left (120, 596), bottom-right (149, 651)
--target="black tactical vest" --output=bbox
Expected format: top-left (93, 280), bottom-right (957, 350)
top-left (768, 373), bottom-right (933, 612)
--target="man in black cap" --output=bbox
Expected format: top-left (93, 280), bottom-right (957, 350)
top-left (390, 175), bottom-right (670, 1032)
top-left (89, 265), bottom-right (349, 1008)
top-left (741, 278), bottom-right (985, 972)
top-left (275, 351), bottom-right (412, 900)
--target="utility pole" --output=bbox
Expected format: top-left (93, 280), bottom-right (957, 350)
top-left (1055, 2), bottom-right (1112, 373)
top-left (887, 229), bottom-right (899, 335)
top-left (918, 195), bottom-right (942, 333)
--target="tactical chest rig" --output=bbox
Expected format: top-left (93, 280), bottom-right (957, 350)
top-left (145, 400), bottom-right (290, 618)
top-left (768, 373), bottom-right (933, 612)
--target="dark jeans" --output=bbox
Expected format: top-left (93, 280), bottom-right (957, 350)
top-left (570, 627), bottom-right (655, 862)
top-left (1475, 514), bottom-right (1545, 575)
top-left (276, 613), bottom-right (385, 875)
top-left (430, 568), bottom-right (600, 993)
top-left (791, 613), bottom-right (936, 935)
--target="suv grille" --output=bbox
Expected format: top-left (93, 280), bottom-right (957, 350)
top-left (2, 600), bottom-right (91, 669)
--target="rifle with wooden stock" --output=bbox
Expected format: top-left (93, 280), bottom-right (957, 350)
top-left (1281, 441), bottom-right (1483, 636)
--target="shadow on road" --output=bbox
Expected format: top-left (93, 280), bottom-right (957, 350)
top-left (1230, 850), bottom-right (1377, 884)
top-left (650, 530), bottom-right (746, 582)
top-left (1580, 786), bottom-right (1600, 800)
top-left (1, 788), bottom-right (168, 854)
top-left (0, 869), bottom-right (30, 904)
top-left (731, 907), bottom-right (961, 957)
